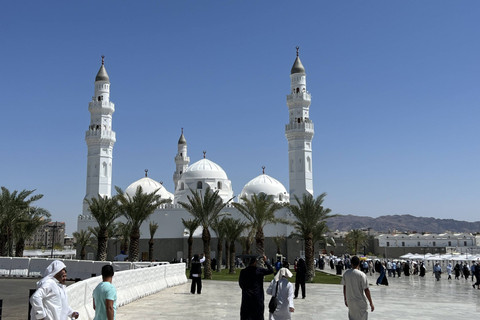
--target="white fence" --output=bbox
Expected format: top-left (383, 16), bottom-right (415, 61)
top-left (67, 263), bottom-right (187, 320)
top-left (0, 257), bottom-right (187, 320)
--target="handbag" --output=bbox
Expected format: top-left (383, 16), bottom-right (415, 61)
top-left (268, 281), bottom-right (279, 313)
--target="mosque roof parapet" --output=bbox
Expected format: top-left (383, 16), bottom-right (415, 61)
top-left (287, 92), bottom-right (311, 102)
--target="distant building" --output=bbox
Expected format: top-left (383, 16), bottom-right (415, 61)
top-left (375, 232), bottom-right (476, 258)
top-left (26, 222), bottom-right (65, 249)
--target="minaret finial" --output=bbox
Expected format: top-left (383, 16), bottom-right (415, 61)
top-left (101, 55), bottom-right (105, 65)
top-left (144, 169), bottom-right (148, 177)
top-left (262, 166), bottom-right (266, 174)
top-left (181, 127), bottom-right (184, 134)
top-left (203, 151), bottom-right (206, 159)
top-left (296, 46), bottom-right (299, 57)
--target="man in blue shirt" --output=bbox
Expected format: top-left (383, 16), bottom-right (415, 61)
top-left (93, 265), bottom-right (117, 320)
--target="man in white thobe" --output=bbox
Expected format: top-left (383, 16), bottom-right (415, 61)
top-left (342, 256), bottom-right (374, 320)
top-left (30, 260), bottom-right (79, 320)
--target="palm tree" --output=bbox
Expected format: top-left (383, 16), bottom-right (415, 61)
top-left (113, 222), bottom-right (131, 257)
top-left (211, 216), bottom-right (228, 272)
top-left (345, 229), bottom-right (368, 255)
top-left (14, 207), bottom-right (51, 257)
top-left (115, 186), bottom-right (171, 262)
top-left (273, 235), bottom-right (285, 255)
top-left (0, 187), bottom-right (43, 256)
top-left (85, 195), bottom-right (120, 261)
top-left (148, 222), bottom-right (159, 261)
top-left (73, 229), bottom-right (92, 260)
top-left (178, 187), bottom-right (232, 279)
top-left (289, 192), bottom-right (335, 282)
top-left (232, 193), bottom-right (285, 256)
top-left (223, 217), bottom-right (247, 274)
top-left (181, 218), bottom-right (199, 269)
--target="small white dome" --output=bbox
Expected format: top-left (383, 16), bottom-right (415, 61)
top-left (125, 177), bottom-right (174, 201)
top-left (240, 174), bottom-right (289, 203)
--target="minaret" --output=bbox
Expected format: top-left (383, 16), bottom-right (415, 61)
top-left (285, 47), bottom-right (314, 201)
top-left (173, 128), bottom-right (190, 190)
top-left (83, 56), bottom-right (116, 214)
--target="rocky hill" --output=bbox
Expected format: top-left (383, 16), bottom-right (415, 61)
top-left (326, 214), bottom-right (480, 233)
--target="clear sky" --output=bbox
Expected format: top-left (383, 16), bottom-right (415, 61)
top-left (1, 1), bottom-right (479, 235)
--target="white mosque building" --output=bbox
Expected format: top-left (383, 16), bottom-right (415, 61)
top-left (77, 49), bottom-right (316, 261)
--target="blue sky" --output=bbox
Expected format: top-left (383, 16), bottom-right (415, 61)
top-left (1, 1), bottom-right (479, 235)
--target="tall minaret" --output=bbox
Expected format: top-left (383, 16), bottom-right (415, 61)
top-left (285, 47), bottom-right (314, 201)
top-left (83, 56), bottom-right (116, 214)
top-left (173, 128), bottom-right (190, 191)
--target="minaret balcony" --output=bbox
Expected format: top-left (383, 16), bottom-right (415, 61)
top-left (287, 92), bottom-right (311, 102)
top-left (285, 121), bottom-right (314, 132)
top-left (85, 130), bottom-right (116, 141)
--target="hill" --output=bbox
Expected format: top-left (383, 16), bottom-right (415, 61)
top-left (326, 214), bottom-right (480, 233)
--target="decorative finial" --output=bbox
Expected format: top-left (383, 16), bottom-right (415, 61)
top-left (181, 128), bottom-right (184, 134)
top-left (296, 46), bottom-right (299, 57)
top-left (144, 169), bottom-right (148, 177)
top-left (101, 55), bottom-right (105, 65)
top-left (262, 166), bottom-right (265, 174)
top-left (160, 181), bottom-right (163, 185)
top-left (203, 151), bottom-right (206, 159)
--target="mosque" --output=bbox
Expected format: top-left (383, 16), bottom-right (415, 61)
top-left (77, 49), bottom-right (316, 261)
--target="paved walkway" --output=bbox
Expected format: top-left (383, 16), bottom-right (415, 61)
top-left (117, 269), bottom-right (480, 319)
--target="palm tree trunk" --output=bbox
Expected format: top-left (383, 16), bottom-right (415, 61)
top-left (81, 247), bottom-right (86, 260)
top-left (229, 240), bottom-right (236, 274)
top-left (305, 235), bottom-right (314, 282)
top-left (216, 238), bottom-right (222, 272)
top-left (15, 238), bottom-right (25, 257)
top-left (202, 227), bottom-right (212, 279)
top-left (187, 235), bottom-right (193, 269)
top-left (225, 240), bottom-right (230, 270)
top-left (129, 228), bottom-right (141, 262)
top-left (97, 228), bottom-right (108, 261)
top-left (255, 228), bottom-right (265, 256)
top-left (148, 239), bottom-right (154, 261)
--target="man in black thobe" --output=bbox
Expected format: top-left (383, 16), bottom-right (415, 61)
top-left (239, 255), bottom-right (274, 320)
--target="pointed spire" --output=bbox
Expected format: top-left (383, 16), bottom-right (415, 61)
top-left (95, 55), bottom-right (110, 82)
top-left (145, 169), bottom-right (148, 177)
top-left (178, 128), bottom-right (187, 145)
top-left (291, 46), bottom-right (305, 74)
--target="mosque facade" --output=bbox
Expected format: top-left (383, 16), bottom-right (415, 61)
top-left (77, 50), bottom-right (316, 261)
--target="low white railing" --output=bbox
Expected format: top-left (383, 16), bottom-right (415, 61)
top-left (67, 263), bottom-right (187, 320)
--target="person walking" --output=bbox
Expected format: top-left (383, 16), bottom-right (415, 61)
top-left (446, 263), bottom-right (452, 280)
top-left (190, 253), bottom-right (205, 294)
top-left (433, 263), bottom-right (442, 281)
top-left (93, 265), bottom-right (117, 320)
top-left (294, 258), bottom-right (306, 299)
top-left (239, 255), bottom-right (274, 320)
top-left (342, 256), bottom-right (374, 320)
top-left (30, 260), bottom-right (79, 320)
top-left (266, 268), bottom-right (294, 320)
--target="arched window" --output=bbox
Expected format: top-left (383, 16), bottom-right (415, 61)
top-left (217, 181), bottom-right (222, 190)
top-left (279, 194), bottom-right (283, 201)
top-left (307, 157), bottom-right (311, 172)
top-left (296, 88), bottom-right (299, 93)
top-left (180, 182), bottom-right (184, 190)
top-left (197, 181), bottom-right (203, 189)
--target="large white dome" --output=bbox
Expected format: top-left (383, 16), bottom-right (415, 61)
top-left (181, 158), bottom-right (228, 179)
top-left (240, 174), bottom-right (289, 203)
top-left (125, 177), bottom-right (174, 201)
top-left (174, 158), bottom-right (233, 204)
